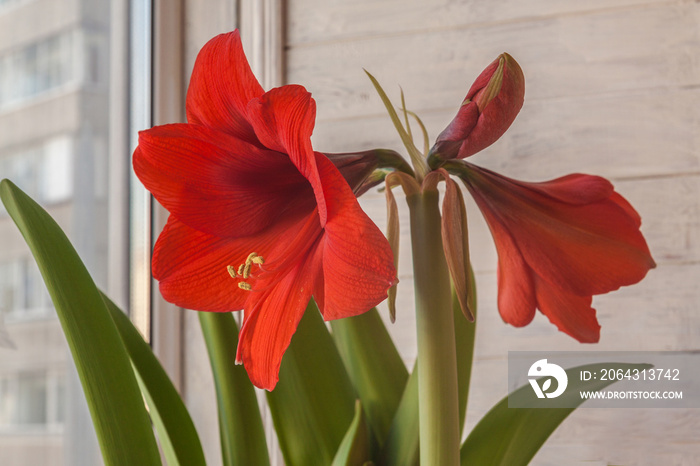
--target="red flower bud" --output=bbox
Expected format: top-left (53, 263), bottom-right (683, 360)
top-left (431, 53), bottom-right (525, 160)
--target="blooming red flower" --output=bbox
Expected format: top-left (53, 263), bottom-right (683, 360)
top-left (133, 31), bottom-right (396, 390)
top-left (454, 162), bottom-right (655, 342)
top-left (431, 54), bottom-right (654, 341)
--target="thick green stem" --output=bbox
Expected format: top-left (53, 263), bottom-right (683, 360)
top-left (407, 190), bottom-right (460, 466)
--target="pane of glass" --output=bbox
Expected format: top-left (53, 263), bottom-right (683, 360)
top-left (16, 372), bottom-right (47, 425)
top-left (0, 0), bottom-right (125, 464)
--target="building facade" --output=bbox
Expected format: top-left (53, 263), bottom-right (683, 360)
top-left (0, 0), bottom-right (110, 464)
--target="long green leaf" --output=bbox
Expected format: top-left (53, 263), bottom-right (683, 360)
top-left (331, 308), bottom-right (408, 446)
top-left (454, 275), bottom-right (477, 434)
top-left (0, 179), bottom-right (161, 465)
top-left (101, 294), bottom-right (206, 466)
top-left (199, 312), bottom-right (270, 466)
top-left (332, 400), bottom-right (372, 466)
top-left (378, 362), bottom-right (419, 466)
top-left (461, 362), bottom-right (652, 465)
top-left (267, 300), bottom-right (356, 466)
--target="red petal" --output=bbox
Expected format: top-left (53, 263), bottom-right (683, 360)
top-left (525, 173), bottom-right (614, 205)
top-left (134, 123), bottom-right (315, 238)
top-left (464, 165), bottom-right (654, 297)
top-left (313, 154), bottom-right (397, 320)
top-left (236, 242), bottom-right (323, 390)
top-left (477, 199), bottom-right (537, 327)
top-left (247, 85), bottom-right (329, 226)
top-left (153, 217), bottom-right (267, 312)
top-left (534, 276), bottom-right (600, 343)
top-left (186, 31), bottom-right (264, 144)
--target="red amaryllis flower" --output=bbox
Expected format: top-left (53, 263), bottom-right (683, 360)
top-left (452, 161), bottom-right (655, 342)
top-left (430, 53), bottom-right (524, 161)
top-left (133, 31), bottom-right (396, 390)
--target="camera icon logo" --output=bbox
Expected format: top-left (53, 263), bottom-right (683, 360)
top-left (528, 359), bottom-right (568, 399)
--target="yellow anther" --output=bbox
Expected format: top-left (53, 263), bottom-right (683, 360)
top-left (229, 253), bottom-right (265, 289)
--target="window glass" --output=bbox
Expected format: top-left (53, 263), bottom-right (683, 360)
top-left (0, 31), bottom-right (76, 110)
top-left (0, 0), bottom-right (120, 464)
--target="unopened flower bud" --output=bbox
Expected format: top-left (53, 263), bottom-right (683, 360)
top-left (430, 53), bottom-right (524, 162)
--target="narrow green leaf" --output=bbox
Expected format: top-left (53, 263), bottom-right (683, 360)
top-left (405, 109), bottom-right (430, 157)
top-left (365, 70), bottom-right (428, 180)
top-left (101, 294), bottom-right (206, 466)
top-left (399, 88), bottom-right (413, 142)
top-left (379, 362), bottom-right (419, 466)
top-left (332, 400), bottom-right (372, 466)
top-left (331, 308), bottom-right (408, 446)
top-left (199, 312), bottom-right (270, 466)
top-left (0, 179), bottom-right (161, 466)
top-left (461, 362), bottom-right (652, 466)
top-left (267, 300), bottom-right (356, 466)
top-left (454, 271), bottom-right (477, 434)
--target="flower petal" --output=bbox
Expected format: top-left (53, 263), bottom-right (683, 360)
top-left (186, 30), bottom-right (264, 144)
top-left (153, 217), bottom-right (268, 312)
top-left (462, 164), bottom-right (654, 297)
top-left (236, 242), bottom-right (323, 390)
top-left (133, 123), bottom-right (315, 238)
top-left (534, 276), bottom-right (600, 343)
top-left (312, 154), bottom-right (397, 321)
top-left (483, 206), bottom-right (538, 327)
top-left (247, 85), bottom-right (329, 225)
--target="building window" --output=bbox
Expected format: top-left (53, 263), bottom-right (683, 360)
top-left (0, 0), bottom-right (31, 13)
top-left (0, 32), bottom-right (75, 110)
top-left (0, 257), bottom-right (52, 321)
top-left (0, 370), bottom-right (65, 431)
top-left (0, 135), bottom-right (74, 211)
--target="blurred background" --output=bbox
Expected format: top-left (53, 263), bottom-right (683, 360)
top-left (0, 0), bottom-right (698, 465)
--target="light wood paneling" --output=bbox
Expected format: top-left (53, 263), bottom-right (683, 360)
top-left (288, 0), bottom-right (683, 46)
top-left (289, 3), bottom-right (700, 121)
top-left (288, 0), bottom-right (700, 463)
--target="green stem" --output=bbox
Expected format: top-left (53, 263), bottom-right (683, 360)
top-left (407, 189), bottom-right (460, 466)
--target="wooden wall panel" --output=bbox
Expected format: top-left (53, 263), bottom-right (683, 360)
top-left (288, 0), bottom-right (680, 46)
top-left (287, 0), bottom-right (700, 463)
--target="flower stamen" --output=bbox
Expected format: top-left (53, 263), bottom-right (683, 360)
top-left (227, 252), bottom-right (265, 292)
